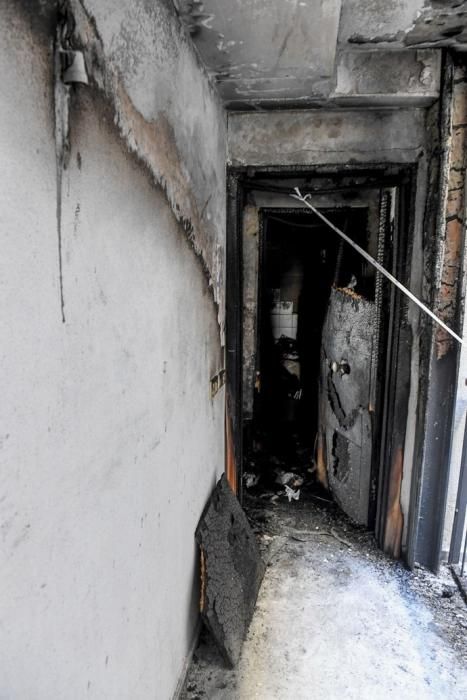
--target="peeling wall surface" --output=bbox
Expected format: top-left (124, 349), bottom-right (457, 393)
top-left (338, 0), bottom-right (426, 45)
top-left (0, 1), bottom-right (226, 698)
top-left (340, 0), bottom-right (467, 50)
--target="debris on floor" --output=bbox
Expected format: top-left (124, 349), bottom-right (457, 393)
top-left (242, 426), bottom-right (322, 506)
top-left (284, 484), bottom-right (300, 502)
top-left (195, 474), bottom-right (265, 667)
top-left (451, 565), bottom-right (467, 606)
top-left (243, 472), bottom-right (260, 489)
top-left (183, 497), bottom-right (467, 700)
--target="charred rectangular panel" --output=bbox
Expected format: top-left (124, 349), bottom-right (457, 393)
top-left (332, 431), bottom-right (351, 483)
top-left (195, 474), bottom-right (265, 667)
top-left (320, 287), bottom-right (375, 525)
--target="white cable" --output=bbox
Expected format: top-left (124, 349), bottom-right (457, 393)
top-left (291, 188), bottom-right (463, 346)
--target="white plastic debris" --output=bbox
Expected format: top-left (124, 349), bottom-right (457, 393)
top-left (244, 472), bottom-right (260, 489)
top-left (284, 485), bottom-right (301, 502)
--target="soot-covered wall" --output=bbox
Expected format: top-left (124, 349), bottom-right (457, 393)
top-left (0, 1), bottom-right (226, 698)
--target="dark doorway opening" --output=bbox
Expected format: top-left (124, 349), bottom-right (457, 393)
top-left (245, 204), bottom-right (386, 528)
top-left (227, 165), bottom-right (416, 560)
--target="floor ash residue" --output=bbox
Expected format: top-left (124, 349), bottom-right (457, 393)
top-left (181, 497), bottom-right (467, 700)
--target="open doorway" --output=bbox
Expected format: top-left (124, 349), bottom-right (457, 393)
top-left (244, 203), bottom-right (389, 529)
top-left (226, 167), bottom-right (415, 559)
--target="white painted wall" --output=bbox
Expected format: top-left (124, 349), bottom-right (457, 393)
top-left (0, 2), bottom-right (226, 698)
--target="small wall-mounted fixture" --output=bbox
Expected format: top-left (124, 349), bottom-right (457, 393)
top-left (210, 369), bottom-right (226, 399)
top-left (61, 50), bottom-right (88, 85)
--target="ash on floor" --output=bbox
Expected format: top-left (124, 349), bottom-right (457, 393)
top-left (180, 497), bottom-right (467, 700)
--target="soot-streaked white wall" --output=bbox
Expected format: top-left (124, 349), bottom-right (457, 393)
top-left (0, 2), bottom-right (226, 698)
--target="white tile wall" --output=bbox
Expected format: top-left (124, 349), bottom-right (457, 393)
top-left (271, 308), bottom-right (298, 340)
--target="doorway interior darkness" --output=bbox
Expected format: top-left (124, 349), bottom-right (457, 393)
top-left (253, 207), bottom-right (381, 527)
top-left (226, 165), bottom-right (415, 560)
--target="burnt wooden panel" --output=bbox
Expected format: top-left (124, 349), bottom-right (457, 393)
top-left (225, 408), bottom-right (238, 494)
top-left (319, 288), bottom-right (375, 525)
top-left (383, 447), bottom-right (404, 557)
top-left (408, 57), bottom-right (465, 571)
top-left (196, 474), bottom-right (264, 667)
top-left (226, 173), bottom-right (244, 500)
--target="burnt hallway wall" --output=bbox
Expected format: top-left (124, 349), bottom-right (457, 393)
top-left (0, 2), bottom-right (226, 698)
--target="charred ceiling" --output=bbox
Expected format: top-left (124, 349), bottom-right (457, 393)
top-left (172, 1), bottom-right (467, 108)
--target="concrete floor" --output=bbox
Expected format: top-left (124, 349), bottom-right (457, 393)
top-left (181, 499), bottom-right (467, 700)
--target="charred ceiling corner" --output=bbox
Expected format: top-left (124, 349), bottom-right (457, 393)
top-left (174, 1), bottom-right (449, 109)
top-left (173, 0), bottom-right (342, 107)
top-left (405, 1), bottom-right (467, 49)
top-left (347, 1), bottom-right (467, 50)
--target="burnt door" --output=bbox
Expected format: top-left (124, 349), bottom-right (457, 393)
top-left (317, 192), bottom-right (393, 526)
top-left (319, 288), bottom-right (376, 525)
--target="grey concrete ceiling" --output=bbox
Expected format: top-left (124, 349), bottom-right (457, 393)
top-left (173, 1), bottom-right (467, 108)
top-left (175, 0), bottom-right (342, 106)
top-left (174, 0), bottom-right (342, 106)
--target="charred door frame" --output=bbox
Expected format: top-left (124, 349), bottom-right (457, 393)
top-left (374, 183), bottom-right (414, 555)
top-left (226, 173), bottom-right (243, 499)
top-left (226, 163), bottom-right (421, 558)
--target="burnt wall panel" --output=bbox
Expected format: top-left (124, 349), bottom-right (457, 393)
top-left (410, 56), bottom-right (467, 571)
top-left (196, 474), bottom-right (264, 667)
top-left (320, 288), bottom-right (375, 525)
